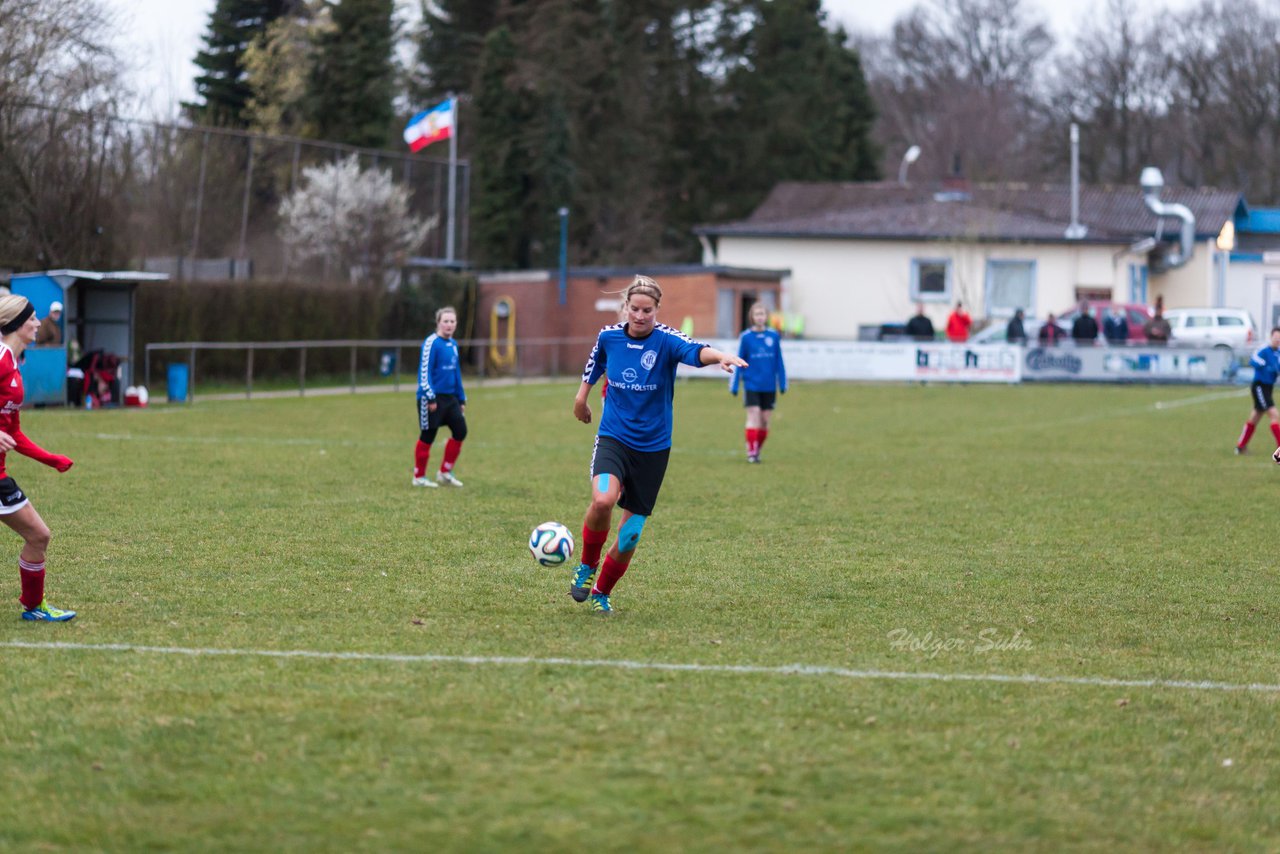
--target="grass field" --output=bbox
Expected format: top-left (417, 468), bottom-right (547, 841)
top-left (1, 378), bottom-right (1278, 851)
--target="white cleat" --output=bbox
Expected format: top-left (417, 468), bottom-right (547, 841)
top-left (436, 471), bottom-right (464, 488)
top-left (412, 475), bottom-right (439, 488)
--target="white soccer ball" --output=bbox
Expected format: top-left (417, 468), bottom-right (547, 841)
top-left (529, 521), bottom-right (575, 567)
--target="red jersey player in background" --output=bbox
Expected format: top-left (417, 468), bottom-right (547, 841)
top-left (0, 296), bottom-right (75, 621)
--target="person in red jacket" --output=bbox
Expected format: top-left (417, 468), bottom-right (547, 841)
top-left (945, 302), bottom-right (972, 342)
top-left (0, 296), bottom-right (76, 621)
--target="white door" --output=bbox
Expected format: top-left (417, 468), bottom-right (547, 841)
top-left (1267, 277), bottom-right (1280, 331)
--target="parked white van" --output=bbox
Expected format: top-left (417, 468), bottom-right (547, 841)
top-left (1164, 308), bottom-right (1258, 350)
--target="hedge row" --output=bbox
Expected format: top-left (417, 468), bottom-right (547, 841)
top-left (133, 271), bottom-right (474, 379)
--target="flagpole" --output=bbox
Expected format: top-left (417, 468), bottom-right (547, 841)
top-left (446, 94), bottom-right (457, 263)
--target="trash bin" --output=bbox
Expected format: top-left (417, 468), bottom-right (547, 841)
top-left (167, 363), bottom-right (189, 403)
top-left (379, 349), bottom-right (397, 377)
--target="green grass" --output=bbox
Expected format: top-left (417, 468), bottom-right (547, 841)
top-left (2, 379), bottom-right (1278, 851)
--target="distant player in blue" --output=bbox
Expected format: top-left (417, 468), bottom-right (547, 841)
top-left (1239, 327), bottom-right (1280, 455)
top-left (570, 276), bottom-right (747, 614)
top-left (413, 306), bottom-right (467, 487)
top-left (730, 301), bottom-right (787, 463)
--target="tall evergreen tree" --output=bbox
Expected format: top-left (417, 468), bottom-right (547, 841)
top-left (715, 0), bottom-right (880, 217)
top-left (470, 25), bottom-right (534, 267)
top-left (307, 0), bottom-right (397, 148)
top-left (189, 0), bottom-right (293, 126)
top-left (409, 0), bottom-right (502, 103)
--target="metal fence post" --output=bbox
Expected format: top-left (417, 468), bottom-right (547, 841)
top-left (246, 348), bottom-right (254, 399)
top-left (350, 345), bottom-right (357, 393)
top-left (188, 347), bottom-right (196, 405)
top-left (299, 346), bottom-right (307, 396)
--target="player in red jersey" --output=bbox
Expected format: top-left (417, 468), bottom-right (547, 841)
top-left (0, 296), bottom-right (76, 621)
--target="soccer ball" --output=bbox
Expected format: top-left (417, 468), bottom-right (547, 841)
top-left (529, 522), bottom-right (575, 567)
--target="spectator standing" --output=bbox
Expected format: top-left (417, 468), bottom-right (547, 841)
top-left (1005, 308), bottom-right (1027, 345)
top-left (1038, 313), bottom-right (1067, 345)
top-left (945, 302), bottom-right (972, 342)
top-left (1236, 327), bottom-right (1280, 455)
top-left (1103, 306), bottom-right (1129, 344)
top-left (35, 301), bottom-right (62, 347)
top-left (1145, 298), bottom-right (1172, 344)
top-left (904, 304), bottom-right (935, 341)
top-left (1071, 301), bottom-right (1099, 344)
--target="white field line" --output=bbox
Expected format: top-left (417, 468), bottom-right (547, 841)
top-left (985, 388), bottom-right (1240, 435)
top-left (3, 640), bottom-right (1278, 694)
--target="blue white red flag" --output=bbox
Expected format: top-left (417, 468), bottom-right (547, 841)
top-left (403, 98), bottom-right (455, 152)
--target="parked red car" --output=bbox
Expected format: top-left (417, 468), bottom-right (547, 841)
top-left (1054, 301), bottom-right (1154, 342)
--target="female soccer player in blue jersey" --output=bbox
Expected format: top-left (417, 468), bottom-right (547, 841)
top-left (730, 301), bottom-right (787, 463)
top-left (413, 306), bottom-right (467, 487)
top-left (570, 276), bottom-right (747, 614)
top-left (1239, 327), bottom-right (1280, 455)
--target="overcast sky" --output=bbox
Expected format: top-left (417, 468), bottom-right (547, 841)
top-left (105, 0), bottom-right (1197, 118)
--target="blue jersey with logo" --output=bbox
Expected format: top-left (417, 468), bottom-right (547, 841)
top-left (418, 334), bottom-right (465, 401)
top-left (1251, 345), bottom-right (1280, 385)
top-left (730, 328), bottom-right (786, 395)
top-left (581, 322), bottom-right (708, 452)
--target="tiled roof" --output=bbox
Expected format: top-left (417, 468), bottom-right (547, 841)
top-left (696, 181), bottom-right (1243, 244)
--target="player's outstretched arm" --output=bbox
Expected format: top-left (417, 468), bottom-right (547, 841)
top-left (699, 347), bottom-right (748, 373)
top-left (574, 382), bottom-right (594, 424)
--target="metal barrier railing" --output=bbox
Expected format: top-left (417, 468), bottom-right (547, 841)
top-left (143, 337), bottom-right (597, 402)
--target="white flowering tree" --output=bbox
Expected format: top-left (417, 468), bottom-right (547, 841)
top-left (278, 155), bottom-right (437, 285)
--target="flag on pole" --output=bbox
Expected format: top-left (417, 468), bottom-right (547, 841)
top-left (403, 98), bottom-right (455, 152)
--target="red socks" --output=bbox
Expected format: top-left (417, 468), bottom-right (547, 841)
top-left (441, 438), bottom-right (462, 473)
top-left (744, 428), bottom-right (771, 456)
top-left (18, 558), bottom-right (44, 610)
top-left (1270, 423), bottom-right (1280, 447)
top-left (593, 552), bottom-right (632, 595)
top-left (581, 526), bottom-right (609, 568)
top-left (414, 441), bottom-right (431, 478)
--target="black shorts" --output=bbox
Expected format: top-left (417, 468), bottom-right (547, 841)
top-left (590, 435), bottom-right (669, 517)
top-left (1251, 382), bottom-right (1275, 412)
top-left (418, 394), bottom-right (468, 443)
top-left (0, 476), bottom-right (29, 515)
top-left (744, 391), bottom-right (777, 410)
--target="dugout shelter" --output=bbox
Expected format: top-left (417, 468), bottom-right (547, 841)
top-left (9, 269), bottom-right (168, 405)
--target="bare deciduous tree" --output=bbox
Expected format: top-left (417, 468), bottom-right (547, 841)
top-left (279, 155), bottom-right (437, 285)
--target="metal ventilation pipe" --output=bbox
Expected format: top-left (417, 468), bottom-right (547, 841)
top-left (1064, 124), bottom-right (1087, 239)
top-left (1140, 166), bottom-right (1195, 269)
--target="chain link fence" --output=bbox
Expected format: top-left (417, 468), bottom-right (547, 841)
top-left (1, 100), bottom-right (469, 281)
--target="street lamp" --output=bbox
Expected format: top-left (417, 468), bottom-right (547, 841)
top-left (898, 145), bottom-right (921, 185)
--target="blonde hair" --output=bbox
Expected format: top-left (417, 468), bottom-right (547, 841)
top-left (0, 295), bottom-right (32, 331)
top-left (620, 275), bottom-right (662, 310)
top-left (435, 305), bottom-right (457, 322)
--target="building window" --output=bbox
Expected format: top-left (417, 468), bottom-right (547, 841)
top-left (911, 259), bottom-right (951, 302)
top-left (985, 259), bottom-right (1036, 317)
top-left (1128, 264), bottom-right (1149, 304)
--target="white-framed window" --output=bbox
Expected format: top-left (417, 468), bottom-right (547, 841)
top-left (910, 258), bottom-right (951, 302)
top-left (1128, 264), bottom-right (1149, 304)
top-left (985, 259), bottom-right (1036, 318)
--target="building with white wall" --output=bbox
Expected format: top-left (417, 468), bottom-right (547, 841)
top-left (696, 182), bottom-right (1241, 339)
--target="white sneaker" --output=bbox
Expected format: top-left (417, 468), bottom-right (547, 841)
top-left (412, 475), bottom-right (438, 488)
top-left (436, 471), bottom-right (464, 487)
